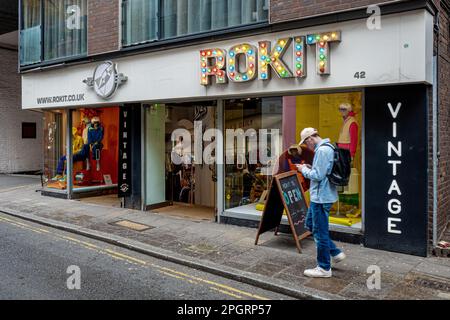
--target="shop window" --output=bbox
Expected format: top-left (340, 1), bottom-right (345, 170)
top-left (44, 108), bottom-right (119, 191)
top-left (20, 0), bottom-right (88, 66)
top-left (224, 97), bottom-right (283, 214)
top-left (70, 108), bottom-right (119, 189)
top-left (285, 92), bottom-right (363, 230)
top-left (22, 122), bottom-right (37, 139)
top-left (223, 92), bottom-right (363, 231)
top-left (43, 111), bottom-right (67, 190)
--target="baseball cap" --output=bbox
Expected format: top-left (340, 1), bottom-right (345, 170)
top-left (299, 127), bottom-right (318, 145)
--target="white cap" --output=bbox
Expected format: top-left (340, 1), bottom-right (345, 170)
top-left (91, 116), bottom-right (100, 124)
top-left (299, 127), bottom-right (318, 145)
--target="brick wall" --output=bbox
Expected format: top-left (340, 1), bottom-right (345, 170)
top-left (87, 0), bottom-right (120, 56)
top-left (0, 48), bottom-right (43, 173)
top-left (428, 1), bottom-right (450, 249)
top-left (436, 0), bottom-right (450, 241)
top-left (270, 0), bottom-right (397, 23)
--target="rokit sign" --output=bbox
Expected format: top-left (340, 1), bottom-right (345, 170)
top-left (200, 31), bottom-right (341, 85)
top-left (365, 85), bottom-right (428, 257)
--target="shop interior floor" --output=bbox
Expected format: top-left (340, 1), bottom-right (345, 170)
top-left (152, 203), bottom-right (215, 221)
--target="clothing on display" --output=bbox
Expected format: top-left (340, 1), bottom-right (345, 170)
top-left (337, 111), bottom-right (359, 158)
top-left (87, 117), bottom-right (104, 171)
top-left (55, 127), bottom-right (87, 177)
top-left (275, 144), bottom-right (314, 192)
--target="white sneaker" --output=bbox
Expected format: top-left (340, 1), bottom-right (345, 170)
top-left (332, 252), bottom-right (346, 264)
top-left (304, 266), bottom-right (332, 278)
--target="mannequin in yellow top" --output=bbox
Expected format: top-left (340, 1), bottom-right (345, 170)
top-left (53, 127), bottom-right (86, 179)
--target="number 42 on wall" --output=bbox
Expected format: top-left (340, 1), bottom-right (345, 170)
top-left (354, 71), bottom-right (367, 79)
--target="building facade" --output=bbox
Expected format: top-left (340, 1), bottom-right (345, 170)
top-left (19, 0), bottom-right (450, 257)
top-left (0, 1), bottom-right (42, 174)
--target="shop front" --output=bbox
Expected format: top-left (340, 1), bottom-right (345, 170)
top-left (22, 9), bottom-right (433, 256)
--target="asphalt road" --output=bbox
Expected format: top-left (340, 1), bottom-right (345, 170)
top-left (0, 174), bottom-right (41, 191)
top-left (0, 212), bottom-right (293, 300)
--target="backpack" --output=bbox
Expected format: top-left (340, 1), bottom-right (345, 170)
top-left (321, 143), bottom-right (352, 186)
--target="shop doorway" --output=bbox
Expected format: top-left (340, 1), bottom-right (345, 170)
top-left (144, 102), bottom-right (217, 221)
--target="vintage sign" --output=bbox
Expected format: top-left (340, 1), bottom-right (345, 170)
top-left (118, 106), bottom-right (132, 197)
top-left (200, 31), bottom-right (341, 85)
top-left (83, 61), bottom-right (128, 99)
top-left (255, 171), bottom-right (311, 253)
top-left (365, 84), bottom-right (428, 257)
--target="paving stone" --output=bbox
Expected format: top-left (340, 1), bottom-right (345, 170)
top-left (246, 262), bottom-right (287, 277)
top-left (202, 245), bottom-right (250, 263)
top-left (403, 272), bottom-right (450, 293)
top-left (339, 271), bottom-right (405, 299)
top-left (273, 272), bottom-right (308, 286)
top-left (304, 277), bottom-right (349, 295)
top-left (413, 261), bottom-right (450, 280)
top-left (375, 258), bottom-right (419, 276)
top-left (384, 283), bottom-right (442, 300)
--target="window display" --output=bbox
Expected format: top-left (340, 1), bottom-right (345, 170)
top-left (44, 107), bottom-right (119, 191)
top-left (43, 110), bottom-right (67, 190)
top-left (290, 92), bottom-right (362, 229)
top-left (223, 92), bottom-right (362, 231)
top-left (224, 97), bottom-right (283, 214)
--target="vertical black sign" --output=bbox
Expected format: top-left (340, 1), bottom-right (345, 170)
top-left (118, 106), bottom-right (132, 197)
top-left (365, 84), bottom-right (428, 257)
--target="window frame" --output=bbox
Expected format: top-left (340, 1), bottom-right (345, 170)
top-left (22, 122), bottom-right (37, 139)
top-left (19, 0), bottom-right (89, 67)
top-left (121, 0), bottom-right (270, 48)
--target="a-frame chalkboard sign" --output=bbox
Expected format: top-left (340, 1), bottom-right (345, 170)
top-left (255, 171), bottom-right (311, 253)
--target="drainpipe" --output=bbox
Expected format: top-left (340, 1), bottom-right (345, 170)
top-left (432, 12), bottom-right (440, 248)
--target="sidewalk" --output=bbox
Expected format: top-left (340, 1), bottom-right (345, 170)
top-left (1, 182), bottom-right (450, 300)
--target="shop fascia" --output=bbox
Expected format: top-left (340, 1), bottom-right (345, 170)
top-left (200, 31), bottom-right (341, 86)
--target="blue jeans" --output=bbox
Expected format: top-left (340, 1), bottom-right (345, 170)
top-left (305, 202), bottom-right (342, 271)
top-left (56, 145), bottom-right (90, 175)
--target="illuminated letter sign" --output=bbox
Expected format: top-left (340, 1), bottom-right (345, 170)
top-left (200, 31), bottom-right (341, 86)
top-left (228, 43), bottom-right (257, 82)
top-left (306, 31), bottom-right (341, 75)
top-left (200, 49), bottom-right (227, 86)
top-left (258, 38), bottom-right (293, 80)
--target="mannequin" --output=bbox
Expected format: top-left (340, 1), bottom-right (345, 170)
top-left (336, 103), bottom-right (360, 217)
top-left (337, 103), bottom-right (358, 160)
top-left (53, 127), bottom-right (86, 180)
top-left (88, 117), bottom-right (104, 171)
top-left (81, 116), bottom-right (91, 145)
top-left (275, 144), bottom-right (314, 192)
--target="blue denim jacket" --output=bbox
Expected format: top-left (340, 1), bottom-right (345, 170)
top-left (301, 138), bottom-right (338, 204)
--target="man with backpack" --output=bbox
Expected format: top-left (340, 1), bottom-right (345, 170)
top-left (297, 128), bottom-right (347, 278)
